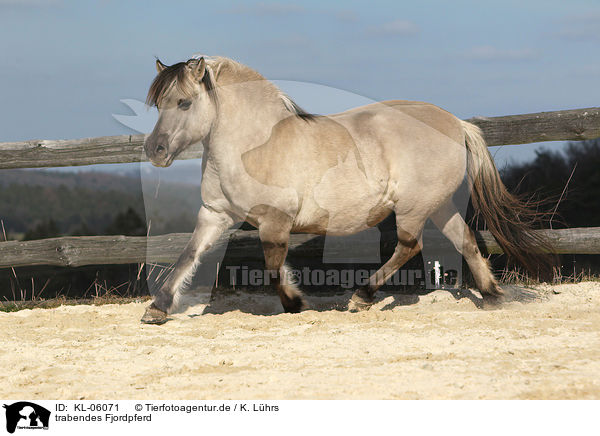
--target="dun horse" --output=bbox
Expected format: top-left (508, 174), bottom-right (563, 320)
top-left (141, 56), bottom-right (551, 324)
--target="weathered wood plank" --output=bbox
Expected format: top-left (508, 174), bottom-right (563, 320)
top-left (473, 227), bottom-right (600, 255)
top-left (1, 227), bottom-right (598, 269)
top-left (467, 107), bottom-right (600, 146)
top-left (0, 134), bottom-right (203, 169)
top-left (0, 107), bottom-right (598, 169)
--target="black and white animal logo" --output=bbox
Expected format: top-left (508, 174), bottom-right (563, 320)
top-left (3, 402), bottom-right (50, 434)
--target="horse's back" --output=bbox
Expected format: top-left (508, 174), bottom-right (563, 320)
top-left (330, 100), bottom-right (465, 146)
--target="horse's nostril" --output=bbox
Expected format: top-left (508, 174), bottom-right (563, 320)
top-left (156, 145), bottom-right (166, 155)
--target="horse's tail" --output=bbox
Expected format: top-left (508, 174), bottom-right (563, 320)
top-left (461, 120), bottom-right (555, 278)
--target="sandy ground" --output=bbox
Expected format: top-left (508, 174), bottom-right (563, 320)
top-left (1, 282), bottom-right (599, 399)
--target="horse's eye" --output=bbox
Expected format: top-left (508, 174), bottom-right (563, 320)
top-left (177, 99), bottom-right (192, 110)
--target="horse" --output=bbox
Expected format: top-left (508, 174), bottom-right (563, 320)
top-left (140, 56), bottom-right (552, 324)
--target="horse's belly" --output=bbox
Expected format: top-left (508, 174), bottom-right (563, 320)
top-left (293, 196), bottom-right (390, 235)
top-left (293, 154), bottom-right (392, 235)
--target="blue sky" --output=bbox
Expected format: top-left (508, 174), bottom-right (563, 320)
top-left (1, 0), bottom-right (599, 169)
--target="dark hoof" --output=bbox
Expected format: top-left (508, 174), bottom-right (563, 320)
top-left (141, 303), bottom-right (169, 325)
top-left (348, 288), bottom-right (374, 312)
top-left (282, 295), bottom-right (307, 313)
top-left (481, 293), bottom-right (504, 309)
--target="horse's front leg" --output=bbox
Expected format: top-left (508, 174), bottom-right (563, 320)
top-left (141, 207), bottom-right (233, 324)
top-left (258, 217), bottom-right (307, 313)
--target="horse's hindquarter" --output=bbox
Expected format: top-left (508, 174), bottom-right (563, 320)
top-left (333, 100), bottom-right (466, 171)
top-left (332, 101), bottom-right (468, 215)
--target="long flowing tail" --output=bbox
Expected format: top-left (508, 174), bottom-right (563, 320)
top-left (461, 120), bottom-right (555, 278)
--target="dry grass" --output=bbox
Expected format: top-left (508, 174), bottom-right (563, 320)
top-left (0, 295), bottom-right (152, 313)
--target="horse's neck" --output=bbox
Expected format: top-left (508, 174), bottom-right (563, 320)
top-left (206, 83), bottom-right (291, 161)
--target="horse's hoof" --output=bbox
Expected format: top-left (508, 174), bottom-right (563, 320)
top-left (282, 295), bottom-right (307, 313)
top-left (348, 289), bottom-right (374, 312)
top-left (141, 303), bottom-right (169, 324)
top-left (481, 293), bottom-right (504, 309)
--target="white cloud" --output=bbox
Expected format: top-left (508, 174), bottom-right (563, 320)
top-left (368, 20), bottom-right (419, 36)
top-left (462, 45), bottom-right (538, 62)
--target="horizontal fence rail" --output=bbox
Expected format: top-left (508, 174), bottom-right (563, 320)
top-left (1, 227), bottom-right (599, 269)
top-left (467, 107), bottom-right (600, 146)
top-left (0, 135), bottom-right (203, 169)
top-left (0, 107), bottom-right (599, 169)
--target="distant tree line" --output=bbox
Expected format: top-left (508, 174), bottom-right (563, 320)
top-left (22, 207), bottom-right (147, 240)
top-left (501, 138), bottom-right (600, 228)
top-left (0, 169), bottom-right (200, 239)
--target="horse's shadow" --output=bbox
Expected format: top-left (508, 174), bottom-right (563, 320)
top-left (180, 284), bottom-right (540, 318)
top-left (377, 288), bottom-right (484, 311)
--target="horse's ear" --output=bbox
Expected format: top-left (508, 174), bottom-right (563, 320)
top-left (155, 59), bottom-right (167, 73)
top-left (188, 57), bottom-right (206, 81)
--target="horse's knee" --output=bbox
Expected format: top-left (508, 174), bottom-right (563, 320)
top-left (461, 239), bottom-right (482, 259)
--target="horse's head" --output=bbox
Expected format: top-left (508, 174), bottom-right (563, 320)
top-left (144, 57), bottom-right (217, 167)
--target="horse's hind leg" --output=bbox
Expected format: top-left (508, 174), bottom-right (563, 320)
top-left (350, 223), bottom-right (423, 311)
top-left (430, 201), bottom-right (503, 303)
top-left (258, 219), bottom-right (307, 313)
top-left (141, 207), bottom-right (233, 324)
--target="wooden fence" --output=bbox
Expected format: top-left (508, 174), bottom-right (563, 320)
top-left (1, 106), bottom-right (600, 268)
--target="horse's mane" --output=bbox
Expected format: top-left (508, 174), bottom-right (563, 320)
top-left (146, 60), bottom-right (215, 107)
top-left (146, 56), bottom-right (316, 122)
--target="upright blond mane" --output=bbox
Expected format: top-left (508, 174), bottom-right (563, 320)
top-left (194, 55), bottom-right (316, 121)
top-left (203, 56), bottom-right (265, 86)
